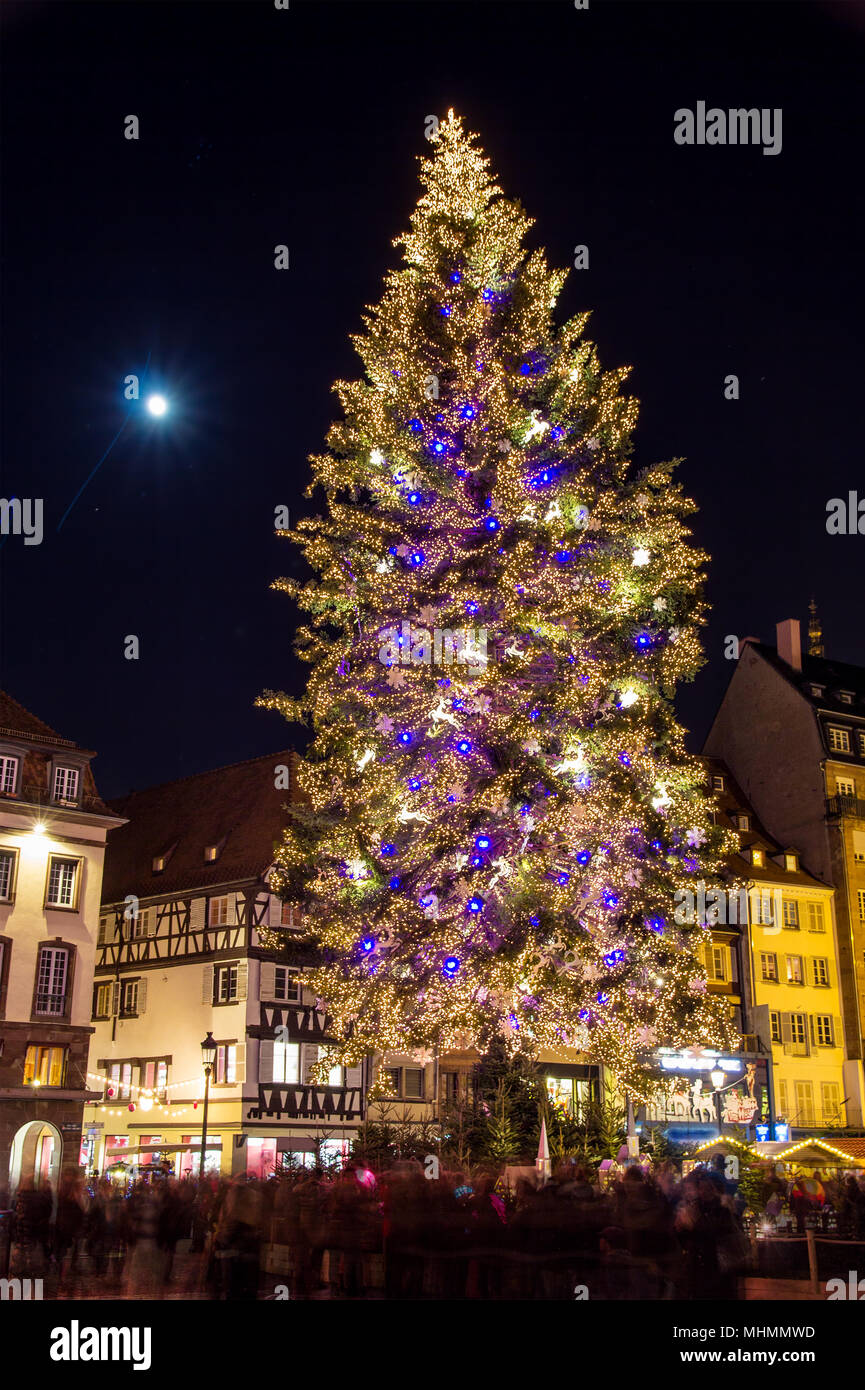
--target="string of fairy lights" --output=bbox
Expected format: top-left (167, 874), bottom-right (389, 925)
top-left (83, 1070), bottom-right (208, 1118)
top-left (259, 111), bottom-right (739, 1097)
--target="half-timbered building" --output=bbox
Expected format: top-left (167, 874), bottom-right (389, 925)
top-left (86, 751), bottom-right (366, 1178)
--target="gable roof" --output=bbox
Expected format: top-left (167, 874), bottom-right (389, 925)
top-left (703, 756), bottom-right (830, 890)
top-left (102, 750), bottom-right (300, 903)
top-left (0, 690), bottom-right (76, 746)
top-left (744, 641), bottom-right (865, 716)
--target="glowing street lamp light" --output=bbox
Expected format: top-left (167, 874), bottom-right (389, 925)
top-left (146, 393), bottom-right (168, 417)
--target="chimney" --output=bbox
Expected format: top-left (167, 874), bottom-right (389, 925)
top-left (776, 619), bottom-right (802, 672)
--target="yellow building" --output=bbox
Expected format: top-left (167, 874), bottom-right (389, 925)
top-left (706, 759), bottom-right (864, 1132)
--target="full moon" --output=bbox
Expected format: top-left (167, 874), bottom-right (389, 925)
top-left (146, 393), bottom-right (168, 417)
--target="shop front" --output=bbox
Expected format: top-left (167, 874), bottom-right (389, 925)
top-left (641, 1047), bottom-right (772, 1143)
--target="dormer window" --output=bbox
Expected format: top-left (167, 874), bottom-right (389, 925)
top-left (0, 755), bottom-right (19, 796)
top-left (152, 844), bottom-right (176, 874)
top-left (711, 775), bottom-right (725, 793)
top-left (751, 848), bottom-right (764, 868)
top-left (736, 813), bottom-right (751, 832)
top-left (204, 845), bottom-right (220, 863)
top-left (810, 685), bottom-right (825, 698)
top-left (838, 692), bottom-right (854, 705)
top-left (52, 765), bottom-right (80, 806)
top-left (785, 852), bottom-right (798, 872)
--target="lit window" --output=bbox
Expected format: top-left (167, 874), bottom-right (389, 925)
top-left (209, 896), bottom-right (230, 927)
top-left (270, 1040), bottom-right (299, 1084)
top-left (35, 946), bottom-right (69, 1015)
top-left (52, 765), bottom-right (80, 805)
top-left (0, 755), bottom-right (19, 795)
top-left (760, 952), bottom-right (778, 982)
top-left (783, 899), bottom-right (799, 928)
top-left (838, 692), bottom-right (853, 705)
top-left (751, 849), bottom-right (764, 868)
top-left (705, 944), bottom-right (726, 982)
top-left (810, 685), bottom-right (824, 698)
top-left (784, 853), bottom-right (797, 872)
top-left (45, 856), bottom-right (80, 909)
top-left (828, 727), bottom-right (851, 753)
top-left (737, 814), bottom-right (750, 831)
top-left (786, 955), bottom-right (803, 985)
top-left (711, 775), bottom-right (725, 792)
top-left (204, 844), bottom-right (220, 862)
top-left (859, 732), bottom-right (865, 757)
top-left (215, 1043), bottom-right (238, 1085)
top-left (119, 979), bottom-right (140, 1016)
top-left (769, 1011), bottom-right (781, 1043)
top-left (93, 982), bottom-right (113, 1017)
top-left (836, 777), bottom-right (856, 798)
top-left (0, 847), bottom-right (18, 902)
top-left (23, 1044), bottom-right (66, 1086)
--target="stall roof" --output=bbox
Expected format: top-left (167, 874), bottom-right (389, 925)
top-left (753, 1137), bottom-right (865, 1168)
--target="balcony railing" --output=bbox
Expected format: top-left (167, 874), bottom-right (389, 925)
top-left (3, 783), bottom-right (107, 813)
top-left (248, 1083), bottom-right (364, 1122)
top-left (827, 795), bottom-right (865, 820)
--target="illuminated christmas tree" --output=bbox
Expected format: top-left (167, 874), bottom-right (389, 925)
top-left (260, 111), bottom-right (737, 1093)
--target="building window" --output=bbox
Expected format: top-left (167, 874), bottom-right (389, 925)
top-left (828, 727), bottom-right (851, 754)
top-left (270, 1040), bottom-right (299, 1085)
top-left (810, 685), bottom-right (824, 698)
top-left (274, 966), bottom-right (300, 1003)
top-left (838, 692), bottom-right (854, 705)
top-left (403, 1067), bottom-right (424, 1099)
top-left (204, 844), bottom-right (220, 862)
top-left (794, 1080), bottom-right (815, 1127)
top-left (119, 979), bottom-right (143, 1017)
top-left (141, 1059), bottom-right (168, 1098)
top-left (784, 853), bottom-right (797, 872)
top-left (214, 1043), bottom-right (239, 1085)
top-left (93, 982), bottom-right (114, 1018)
top-left (822, 1082), bottom-right (842, 1125)
top-left (760, 952), bottom-right (778, 982)
top-left (736, 814), bottom-right (750, 831)
top-left (705, 944), bottom-right (727, 982)
top-left (769, 1011), bottom-right (781, 1043)
top-left (215, 963), bottom-right (238, 1003)
top-left (836, 777), bottom-right (856, 798)
top-left (382, 1066), bottom-right (401, 1095)
top-left (0, 755), bottom-right (19, 796)
top-left (126, 907), bottom-right (153, 940)
top-left (811, 958), bottom-right (829, 988)
top-left (776, 1078), bottom-right (788, 1119)
top-left (786, 955), bottom-right (804, 985)
top-left (52, 765), bottom-right (80, 805)
top-left (814, 1014), bottom-right (834, 1047)
top-left (209, 896), bottom-right (230, 927)
top-left (806, 902), bottom-right (825, 932)
top-left (45, 856), bottom-right (81, 910)
top-left (711, 775), bottom-right (725, 792)
top-left (270, 898), bottom-right (302, 929)
top-left (788, 1013), bottom-right (808, 1052)
top-left (751, 849), bottom-right (764, 868)
top-left (34, 945), bottom-right (69, 1015)
top-left (858, 890), bottom-right (865, 922)
top-left (23, 1044), bottom-right (66, 1087)
top-left (854, 832), bottom-right (865, 863)
top-left (107, 1062), bottom-right (135, 1101)
top-left (782, 899), bottom-right (799, 928)
top-left (858, 732), bottom-right (865, 757)
top-left (0, 847), bottom-right (18, 903)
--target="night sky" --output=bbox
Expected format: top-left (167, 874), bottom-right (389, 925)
top-left (2, 1), bottom-right (862, 800)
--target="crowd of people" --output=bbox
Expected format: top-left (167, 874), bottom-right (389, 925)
top-left (3, 1157), bottom-right (865, 1300)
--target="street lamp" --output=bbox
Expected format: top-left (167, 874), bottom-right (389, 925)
top-left (199, 1032), bottom-right (217, 1180)
top-left (710, 1066), bottom-right (726, 1136)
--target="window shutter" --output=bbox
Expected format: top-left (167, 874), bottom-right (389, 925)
top-left (137, 978), bottom-right (147, 1015)
top-left (780, 1013), bottom-right (791, 1044)
top-left (301, 1043), bottom-right (319, 1084)
top-left (808, 1014), bottom-right (816, 1046)
top-left (110, 981), bottom-right (120, 1016)
top-left (201, 964), bottom-right (214, 1004)
top-left (258, 1039), bottom-right (274, 1084)
top-left (147, 911), bottom-right (158, 937)
top-left (236, 960), bottom-right (248, 1001)
top-left (345, 1062), bottom-right (363, 1089)
top-left (260, 962), bottom-right (276, 999)
top-left (235, 1044), bottom-right (246, 1083)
